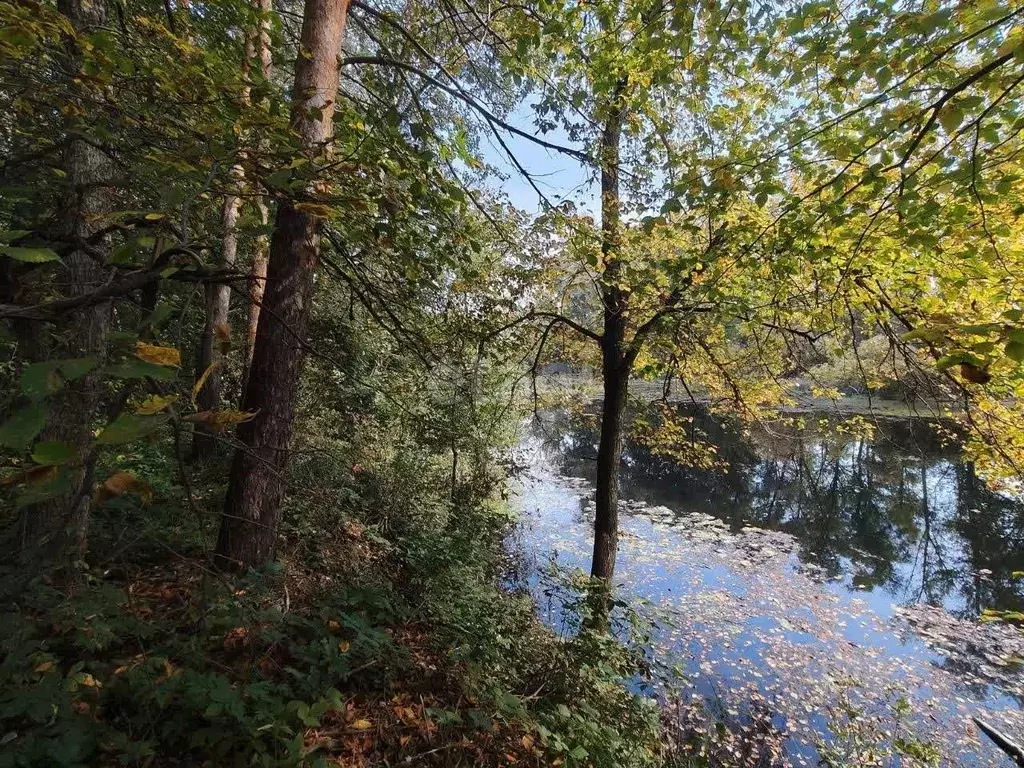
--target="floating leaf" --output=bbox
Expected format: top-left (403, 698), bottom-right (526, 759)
top-left (31, 441), bottom-right (77, 466)
top-left (0, 404), bottom-right (47, 451)
top-left (135, 342), bottom-right (181, 367)
top-left (96, 413), bottom-right (170, 445)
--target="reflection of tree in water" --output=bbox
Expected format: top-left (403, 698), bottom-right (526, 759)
top-left (951, 461), bottom-right (1024, 616)
top-left (537, 405), bottom-right (1024, 615)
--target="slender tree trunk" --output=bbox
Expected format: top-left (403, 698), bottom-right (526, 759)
top-left (242, 0), bottom-right (272, 396)
top-left (18, 0), bottom-right (112, 574)
top-left (243, 203), bottom-right (268, 395)
top-left (193, 0), bottom-right (273, 459)
top-left (192, 187), bottom-right (239, 459)
top-left (591, 85), bottom-right (628, 586)
top-left (217, 0), bottom-right (349, 569)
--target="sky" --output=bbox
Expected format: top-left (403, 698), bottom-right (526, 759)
top-left (475, 103), bottom-right (598, 215)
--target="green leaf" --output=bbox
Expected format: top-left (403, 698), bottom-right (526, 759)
top-left (96, 413), bottom-right (170, 445)
top-left (0, 404), bottom-right (47, 451)
top-left (59, 357), bottom-right (98, 381)
top-left (31, 440), bottom-right (77, 466)
top-left (20, 361), bottom-right (63, 401)
top-left (939, 106), bottom-right (963, 135)
top-left (103, 359), bottom-right (179, 381)
top-left (0, 245), bottom-right (61, 263)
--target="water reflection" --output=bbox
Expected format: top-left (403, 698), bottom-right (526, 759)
top-left (541, 406), bottom-right (1024, 617)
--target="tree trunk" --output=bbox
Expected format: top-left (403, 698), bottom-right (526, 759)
top-left (18, 0), bottom-right (112, 574)
top-left (243, 203), bottom-right (268, 396)
top-left (591, 349), bottom-right (628, 580)
top-left (192, 188), bottom-right (239, 460)
top-left (193, 0), bottom-right (274, 459)
top-left (591, 84), bottom-right (628, 585)
top-left (217, 0), bottom-right (349, 569)
top-left (242, 0), bottom-right (272, 396)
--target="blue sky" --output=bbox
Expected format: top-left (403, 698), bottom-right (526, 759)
top-left (476, 103), bottom-right (597, 215)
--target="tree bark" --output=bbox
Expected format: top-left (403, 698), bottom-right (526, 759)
top-left (18, 0), bottom-right (112, 574)
top-left (242, 0), bottom-right (272, 397)
top-left (192, 186), bottom-right (239, 460)
top-left (243, 202), bottom-right (269, 396)
top-left (217, 0), bottom-right (349, 569)
top-left (590, 84), bottom-right (628, 586)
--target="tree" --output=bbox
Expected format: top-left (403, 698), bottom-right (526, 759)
top-left (13, 0), bottom-right (113, 572)
top-left (500, 0), bottom-right (791, 588)
top-left (217, 0), bottom-right (352, 568)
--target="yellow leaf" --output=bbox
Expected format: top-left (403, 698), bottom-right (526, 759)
top-left (351, 719), bottom-right (373, 730)
top-left (34, 661), bottom-right (55, 673)
top-left (135, 394), bottom-right (178, 415)
top-left (191, 361), bottom-right (221, 404)
top-left (135, 342), bottom-right (181, 367)
top-left (77, 673), bottom-right (101, 687)
top-left (338, 640), bottom-right (350, 653)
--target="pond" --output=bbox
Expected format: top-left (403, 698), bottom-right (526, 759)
top-left (512, 405), bottom-right (1024, 766)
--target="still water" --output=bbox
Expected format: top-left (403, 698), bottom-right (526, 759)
top-left (514, 406), bottom-right (1024, 766)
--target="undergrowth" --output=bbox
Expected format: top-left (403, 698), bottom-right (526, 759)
top-left (0, 416), bottom-right (663, 767)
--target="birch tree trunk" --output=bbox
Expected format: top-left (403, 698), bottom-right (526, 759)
top-left (243, 0), bottom-right (273, 396)
top-left (217, 0), bottom-right (349, 568)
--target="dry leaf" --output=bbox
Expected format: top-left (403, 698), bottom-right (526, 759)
top-left (93, 471), bottom-right (153, 506)
top-left (77, 673), bottom-right (101, 687)
top-left (351, 719), bottom-right (373, 730)
top-left (191, 360), bottom-right (221, 404)
top-left (34, 661), bottom-right (55, 673)
top-left (135, 341), bottom-right (181, 367)
top-left (2, 465), bottom-right (57, 487)
top-left (215, 322), bottom-right (231, 354)
top-left (183, 409), bottom-right (257, 432)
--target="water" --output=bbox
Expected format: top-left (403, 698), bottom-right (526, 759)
top-left (513, 406), bottom-right (1024, 766)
